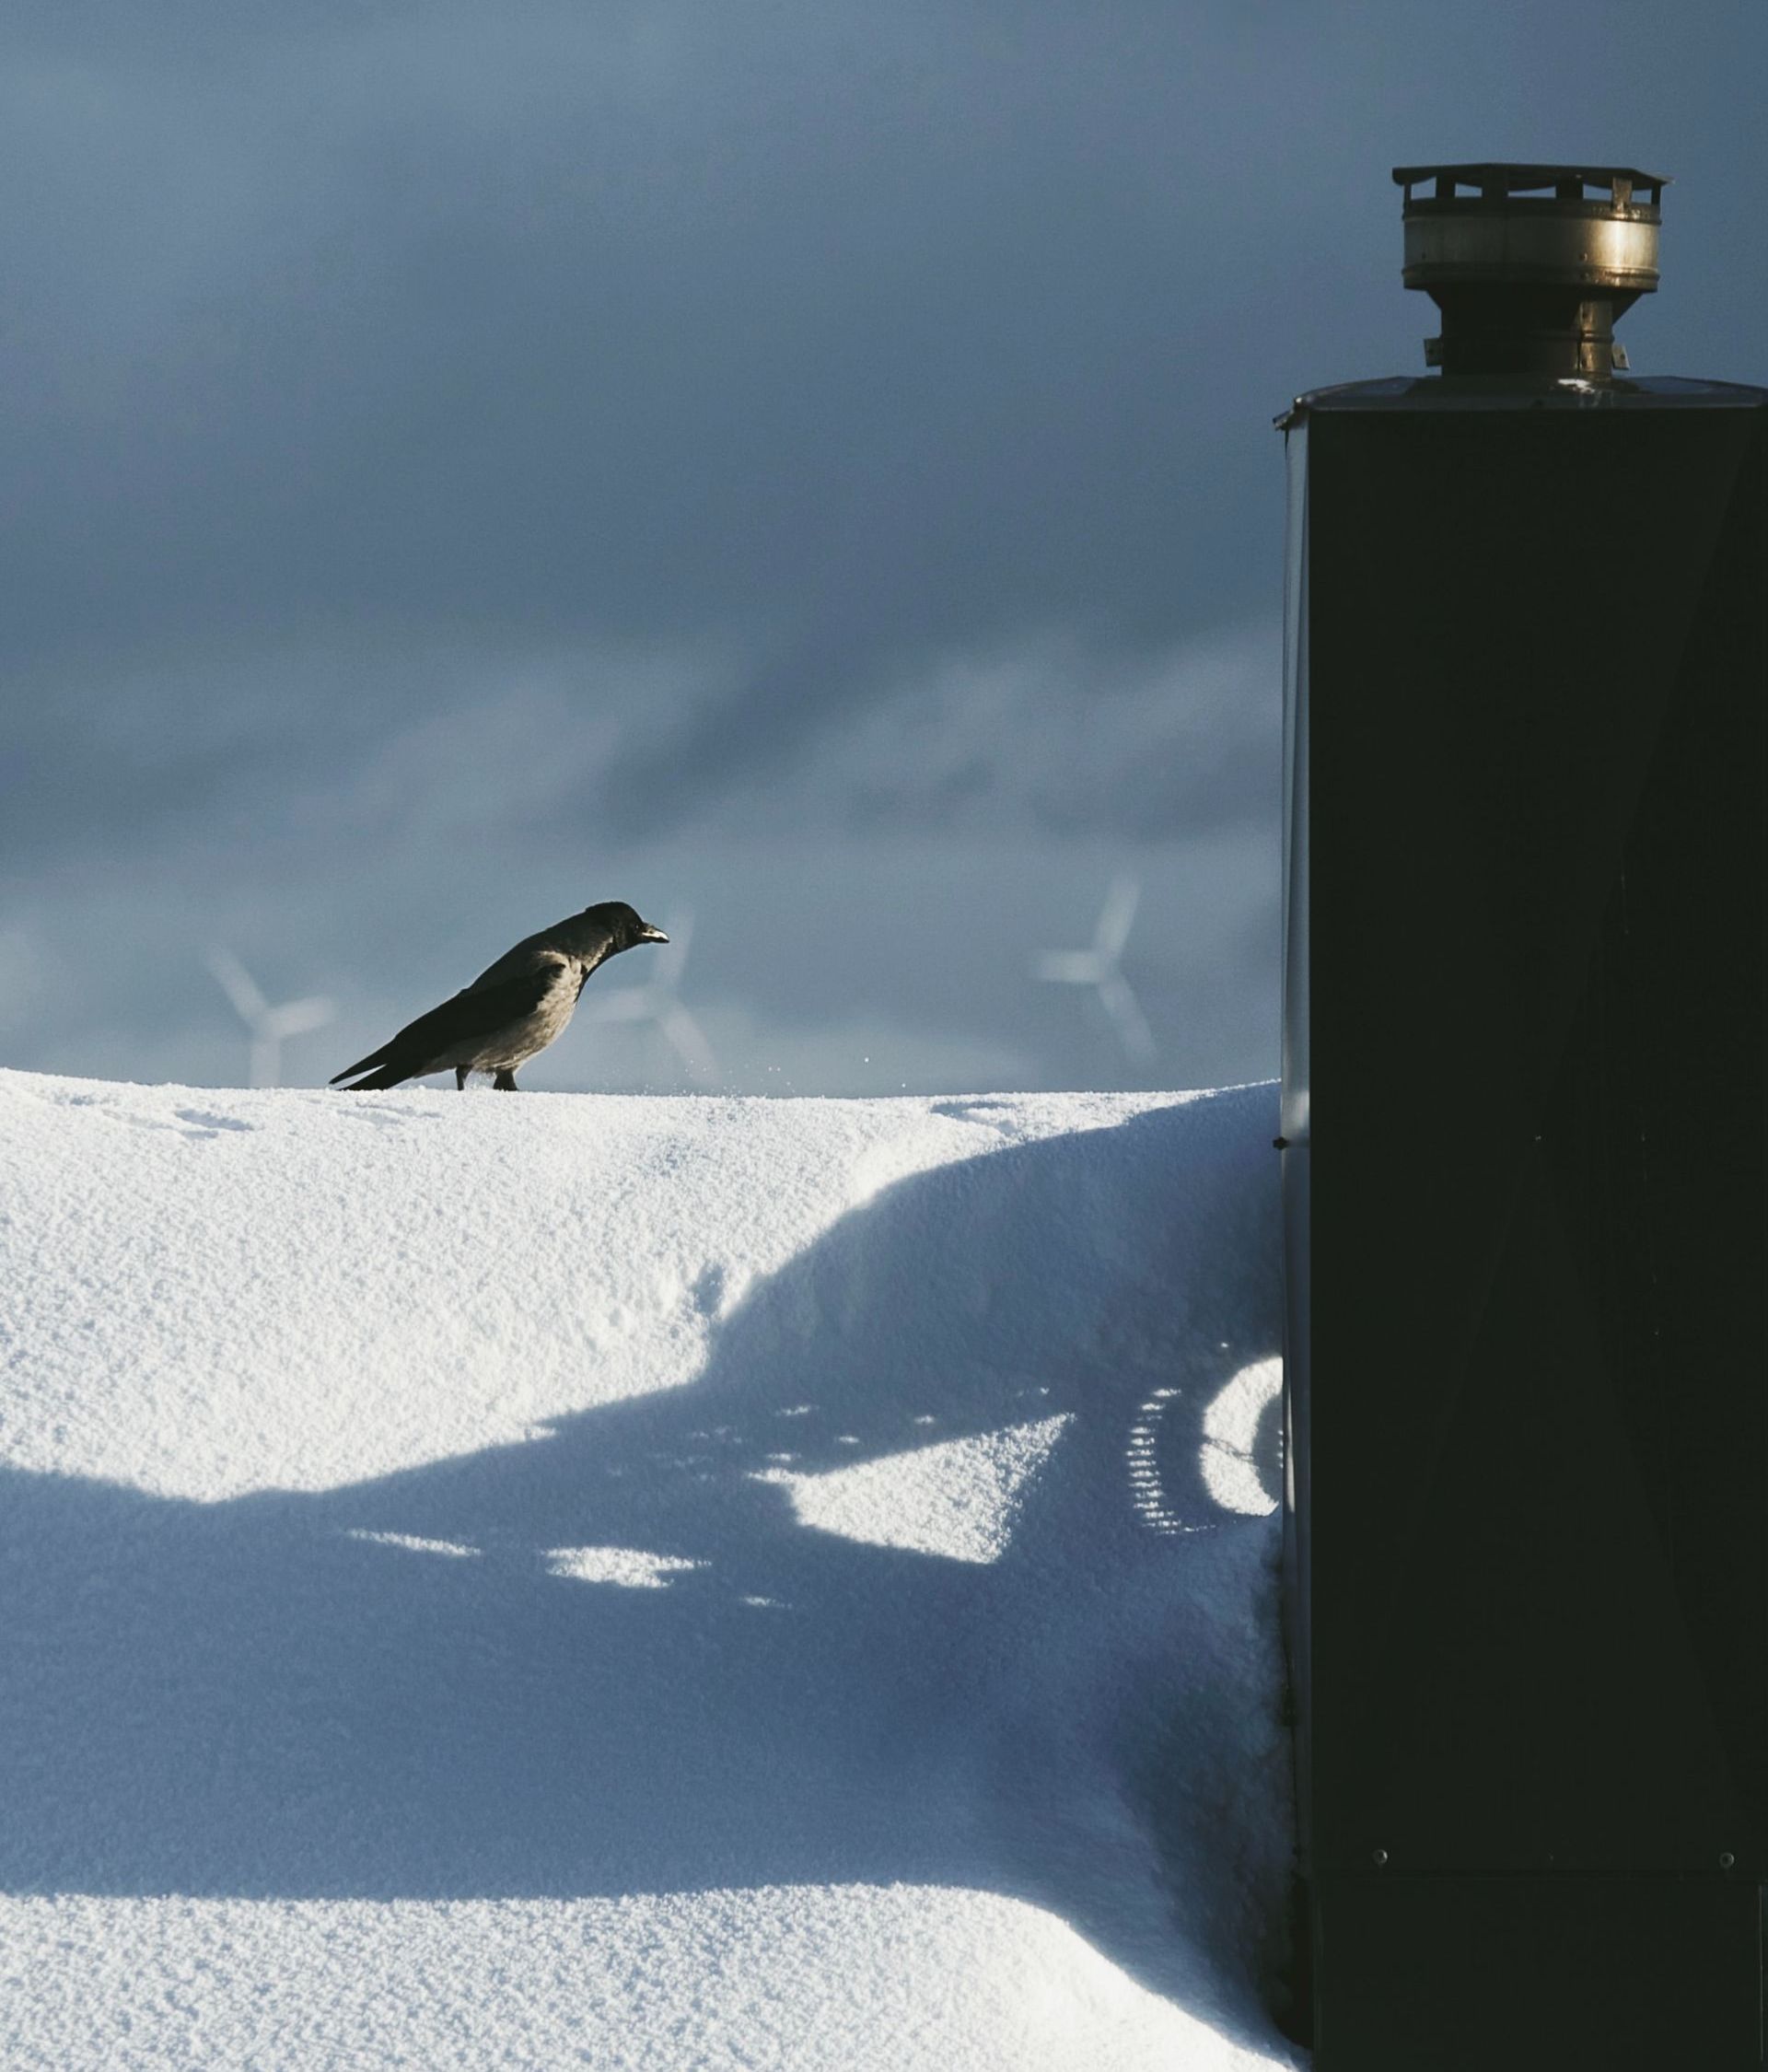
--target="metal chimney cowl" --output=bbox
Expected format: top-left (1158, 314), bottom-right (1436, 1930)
top-left (1394, 162), bottom-right (1665, 377)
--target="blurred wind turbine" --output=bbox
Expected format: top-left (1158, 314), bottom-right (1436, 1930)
top-left (207, 948), bottom-right (335, 1088)
top-left (1033, 873), bottom-right (1157, 1063)
top-left (578, 911), bottom-right (717, 1082)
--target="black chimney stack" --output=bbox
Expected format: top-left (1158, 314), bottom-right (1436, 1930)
top-left (1278, 167), bottom-right (1768, 2067)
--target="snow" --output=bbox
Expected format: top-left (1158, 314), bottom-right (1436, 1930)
top-left (0, 1066), bottom-right (1298, 2069)
top-left (753, 1415), bottom-right (1073, 1565)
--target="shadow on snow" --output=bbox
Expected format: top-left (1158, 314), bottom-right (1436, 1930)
top-left (0, 1084), bottom-right (1288, 2044)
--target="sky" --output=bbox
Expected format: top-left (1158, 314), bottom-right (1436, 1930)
top-left (3, 2), bottom-right (1762, 1095)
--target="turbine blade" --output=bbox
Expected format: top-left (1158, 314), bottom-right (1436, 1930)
top-left (264, 996), bottom-right (336, 1040)
top-left (581, 987), bottom-right (659, 1025)
top-left (1035, 952), bottom-right (1102, 984)
top-left (660, 1004), bottom-right (718, 1081)
top-left (1095, 874), bottom-right (1140, 960)
top-left (658, 911), bottom-right (692, 973)
top-left (207, 948), bottom-right (267, 1026)
top-left (1098, 973), bottom-right (1157, 1063)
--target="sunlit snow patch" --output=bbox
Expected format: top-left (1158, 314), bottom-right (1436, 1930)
top-left (1125, 1386), bottom-right (1192, 1536)
top-left (345, 1530), bottom-right (480, 1559)
top-left (753, 1414), bottom-right (1071, 1564)
top-left (1199, 1356), bottom-right (1282, 1517)
top-left (544, 1546), bottom-right (707, 1589)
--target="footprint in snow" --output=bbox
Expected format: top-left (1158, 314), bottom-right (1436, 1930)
top-left (174, 1109), bottom-right (255, 1136)
top-left (929, 1100), bottom-right (1020, 1137)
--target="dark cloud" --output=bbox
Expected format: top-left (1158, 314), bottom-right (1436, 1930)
top-left (6, 2), bottom-right (1758, 680)
top-left (1, 1), bottom-right (1762, 1089)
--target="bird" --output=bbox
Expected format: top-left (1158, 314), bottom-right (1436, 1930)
top-left (331, 901), bottom-right (669, 1093)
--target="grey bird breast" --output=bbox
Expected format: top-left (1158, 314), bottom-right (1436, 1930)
top-left (453, 952), bottom-right (584, 1072)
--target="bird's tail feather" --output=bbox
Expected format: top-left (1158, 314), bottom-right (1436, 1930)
top-left (330, 1047), bottom-right (392, 1085)
top-left (334, 1058), bottom-right (415, 1092)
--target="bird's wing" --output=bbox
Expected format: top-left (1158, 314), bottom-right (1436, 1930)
top-left (331, 967), bottom-right (557, 1085)
top-left (470, 916), bottom-right (603, 989)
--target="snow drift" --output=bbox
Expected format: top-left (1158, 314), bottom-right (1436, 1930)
top-left (0, 1068), bottom-right (1297, 2070)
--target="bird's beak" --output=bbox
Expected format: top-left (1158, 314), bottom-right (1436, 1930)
top-left (639, 925), bottom-right (669, 944)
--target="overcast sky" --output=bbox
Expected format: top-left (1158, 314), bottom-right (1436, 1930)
top-left (3, 2), bottom-right (1762, 1094)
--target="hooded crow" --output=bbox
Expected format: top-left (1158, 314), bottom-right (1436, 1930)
top-left (331, 901), bottom-right (669, 1093)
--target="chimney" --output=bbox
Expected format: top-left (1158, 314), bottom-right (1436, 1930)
top-left (1275, 167), bottom-right (1768, 2068)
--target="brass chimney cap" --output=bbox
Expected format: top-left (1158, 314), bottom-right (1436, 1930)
top-left (1392, 162), bottom-right (1668, 377)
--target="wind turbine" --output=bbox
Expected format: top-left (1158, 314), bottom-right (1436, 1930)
top-left (577, 910), bottom-right (717, 1083)
top-left (207, 948), bottom-right (336, 1088)
top-left (1033, 873), bottom-right (1157, 1063)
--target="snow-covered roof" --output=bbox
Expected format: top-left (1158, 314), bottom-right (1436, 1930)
top-left (0, 1068), bottom-right (1296, 2069)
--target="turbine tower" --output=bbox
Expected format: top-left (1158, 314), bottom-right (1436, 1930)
top-left (1033, 873), bottom-right (1156, 1063)
top-left (207, 948), bottom-right (335, 1088)
top-left (577, 910), bottom-right (717, 1083)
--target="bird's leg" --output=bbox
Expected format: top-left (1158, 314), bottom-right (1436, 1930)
top-left (493, 1069), bottom-right (519, 1092)
top-left (456, 1065), bottom-right (471, 1092)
